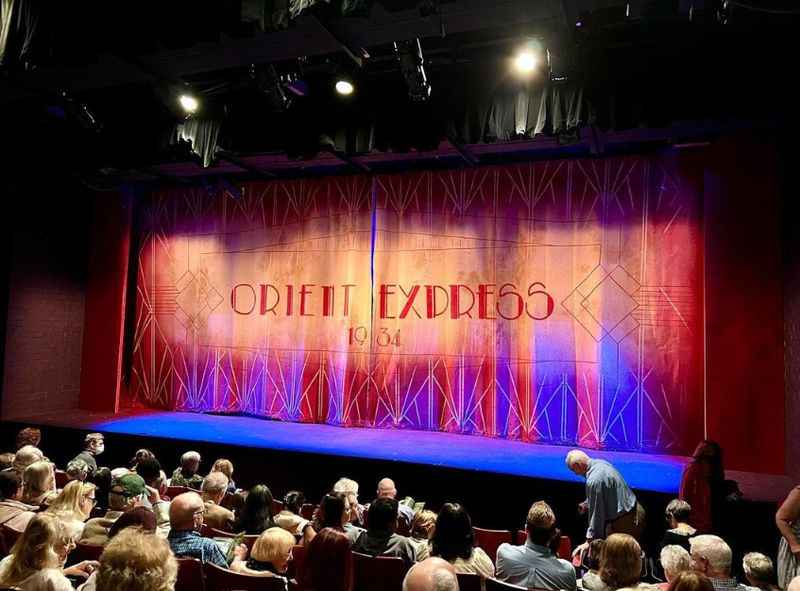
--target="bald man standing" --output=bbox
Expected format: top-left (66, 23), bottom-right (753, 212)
top-left (566, 450), bottom-right (645, 550)
top-left (403, 557), bottom-right (460, 591)
top-left (378, 477), bottom-right (415, 529)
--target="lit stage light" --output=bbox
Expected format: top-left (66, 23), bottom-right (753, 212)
top-left (514, 50), bottom-right (539, 74)
top-left (178, 94), bottom-right (199, 114)
top-left (335, 79), bottom-right (355, 96)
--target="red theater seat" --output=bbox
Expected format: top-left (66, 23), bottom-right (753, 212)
top-left (204, 562), bottom-right (287, 590)
top-left (0, 526), bottom-right (22, 554)
top-left (176, 558), bottom-right (204, 591)
top-left (69, 541), bottom-right (104, 563)
top-left (473, 527), bottom-right (513, 562)
top-left (486, 578), bottom-right (527, 591)
top-left (289, 544), bottom-right (306, 580)
top-left (300, 504), bottom-right (316, 520)
top-left (271, 499), bottom-right (284, 516)
top-left (457, 573), bottom-right (483, 591)
top-left (202, 526), bottom-right (259, 550)
top-left (167, 485), bottom-right (194, 498)
top-left (353, 551), bottom-right (407, 591)
top-left (54, 470), bottom-right (69, 489)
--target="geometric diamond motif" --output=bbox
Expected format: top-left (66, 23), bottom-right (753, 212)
top-left (174, 270), bottom-right (224, 333)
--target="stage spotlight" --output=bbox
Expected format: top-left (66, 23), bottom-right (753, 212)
top-left (335, 79), bottom-right (355, 96)
top-left (179, 94), bottom-right (199, 115)
top-left (393, 38), bottom-right (431, 101)
top-left (512, 39), bottom-right (545, 77)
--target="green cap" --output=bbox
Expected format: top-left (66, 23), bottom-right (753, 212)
top-left (111, 473), bottom-right (146, 497)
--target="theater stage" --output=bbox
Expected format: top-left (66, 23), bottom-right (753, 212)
top-left (2, 408), bottom-right (687, 494)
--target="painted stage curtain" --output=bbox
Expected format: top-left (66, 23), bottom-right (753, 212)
top-left (131, 155), bottom-right (703, 453)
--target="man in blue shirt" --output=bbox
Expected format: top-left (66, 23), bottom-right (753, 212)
top-left (566, 450), bottom-right (646, 552)
top-left (496, 501), bottom-right (577, 590)
top-left (167, 491), bottom-right (247, 569)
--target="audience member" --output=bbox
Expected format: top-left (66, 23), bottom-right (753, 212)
top-left (598, 533), bottom-right (647, 591)
top-left (579, 539), bottom-right (606, 591)
top-left (0, 512), bottom-right (97, 590)
top-left (275, 490), bottom-right (310, 537)
top-left (244, 526), bottom-right (295, 578)
top-left (212, 458), bottom-right (237, 493)
top-left (403, 557), bottom-right (459, 591)
top-left (170, 451), bottom-right (203, 489)
top-left (377, 477), bottom-right (415, 529)
top-left (300, 527), bottom-right (353, 591)
top-left (13, 445), bottom-right (44, 475)
top-left (65, 459), bottom-right (90, 483)
top-left (430, 502), bottom-right (494, 578)
top-left (21, 460), bottom-right (56, 508)
top-left (135, 457), bottom-right (170, 535)
top-left (235, 484), bottom-right (276, 535)
top-left (668, 572), bottom-right (716, 591)
top-left (334, 477), bottom-right (364, 526)
top-left (72, 433), bottom-right (105, 477)
top-left (92, 468), bottom-right (112, 512)
top-left (680, 441), bottom-right (724, 534)
top-left (201, 471), bottom-right (235, 532)
top-left (566, 450), bottom-right (645, 548)
top-left (353, 497), bottom-right (418, 567)
top-left (742, 553), bottom-right (779, 591)
top-left (777, 484), bottom-right (800, 588)
top-left (129, 449), bottom-right (155, 470)
top-left (496, 500), bottom-right (575, 590)
top-left (0, 471), bottom-right (37, 531)
top-left (309, 491), bottom-right (364, 545)
top-left (107, 506), bottom-right (157, 539)
top-left (662, 500), bottom-right (697, 551)
top-left (661, 546), bottom-right (693, 590)
top-left (15, 427), bottom-right (41, 451)
top-left (81, 474), bottom-right (146, 545)
top-left (46, 480), bottom-right (97, 538)
top-left (409, 510), bottom-right (437, 561)
top-left (93, 528), bottom-right (176, 591)
top-left (689, 535), bottom-right (749, 591)
top-left (168, 491), bottom-right (247, 569)
top-left (0, 452), bottom-right (14, 471)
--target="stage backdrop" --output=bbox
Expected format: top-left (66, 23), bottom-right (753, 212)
top-left (131, 156), bottom-right (703, 453)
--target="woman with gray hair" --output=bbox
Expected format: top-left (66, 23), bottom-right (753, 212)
top-left (742, 553), bottom-right (779, 591)
top-left (169, 451), bottom-right (203, 489)
top-left (661, 499), bottom-right (696, 551)
top-left (660, 546), bottom-right (692, 590)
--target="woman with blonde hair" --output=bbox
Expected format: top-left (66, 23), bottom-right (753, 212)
top-left (21, 460), bottom-right (57, 508)
top-left (244, 527), bottom-right (295, 578)
top-left (599, 533), bottom-right (647, 591)
top-left (46, 480), bottom-right (97, 537)
top-left (0, 512), bottom-right (97, 590)
top-left (211, 458), bottom-right (237, 493)
top-left (409, 510), bottom-right (437, 561)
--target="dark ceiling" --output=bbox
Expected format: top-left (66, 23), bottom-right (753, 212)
top-left (1, 0), bottom-right (798, 187)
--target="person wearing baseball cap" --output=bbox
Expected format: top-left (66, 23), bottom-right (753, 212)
top-left (80, 473), bottom-right (147, 546)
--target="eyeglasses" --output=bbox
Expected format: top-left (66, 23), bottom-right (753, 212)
top-left (193, 508), bottom-right (206, 517)
top-left (85, 496), bottom-right (97, 506)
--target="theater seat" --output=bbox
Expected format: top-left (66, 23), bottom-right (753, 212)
top-left (289, 544), bottom-right (306, 580)
top-left (271, 499), bottom-right (284, 516)
top-left (167, 485), bottom-right (194, 498)
top-left (457, 572), bottom-right (483, 591)
top-left (352, 551), bottom-right (407, 591)
top-left (69, 541), bottom-right (104, 563)
top-left (176, 558), bottom-right (204, 591)
top-left (300, 504), bottom-right (316, 520)
top-left (204, 562), bottom-right (287, 590)
top-left (54, 470), bottom-right (69, 489)
top-left (485, 578), bottom-right (527, 591)
top-left (202, 526), bottom-right (259, 550)
top-left (0, 526), bottom-right (22, 555)
top-left (472, 527), bottom-right (513, 562)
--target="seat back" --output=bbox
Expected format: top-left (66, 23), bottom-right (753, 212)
top-left (0, 526), bottom-right (22, 554)
top-left (516, 529), bottom-right (527, 545)
top-left (556, 535), bottom-right (572, 560)
top-left (271, 499), bottom-right (284, 516)
top-left (472, 527), bottom-right (513, 563)
top-left (457, 572), bottom-right (483, 591)
top-left (203, 526), bottom-right (259, 550)
top-left (54, 470), bottom-right (69, 489)
top-left (204, 562), bottom-right (287, 590)
top-left (289, 544), bottom-right (306, 580)
top-left (300, 504), bottom-right (316, 521)
top-left (70, 541), bottom-right (104, 563)
top-left (485, 578), bottom-right (527, 591)
top-left (352, 551), bottom-right (408, 591)
top-left (167, 485), bottom-right (194, 498)
top-left (176, 558), bottom-right (204, 591)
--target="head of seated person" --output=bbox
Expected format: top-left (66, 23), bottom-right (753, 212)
top-left (411, 510), bottom-right (437, 541)
top-left (249, 527), bottom-right (296, 574)
top-left (178, 451), bottom-right (201, 478)
top-left (300, 527), bottom-right (353, 591)
top-left (236, 484), bottom-right (275, 534)
top-left (66, 459), bottom-right (90, 483)
top-left (742, 552), bottom-right (778, 591)
top-left (13, 445), bottom-right (44, 475)
top-left (135, 457), bottom-right (163, 490)
top-left (21, 460), bottom-right (55, 506)
top-left (667, 571), bottom-right (715, 591)
top-left (367, 497), bottom-right (398, 536)
top-left (586, 539), bottom-right (606, 572)
top-left (0, 471), bottom-right (23, 502)
top-left (431, 502), bottom-right (475, 562)
top-left (15, 427), bottom-right (41, 451)
top-left (169, 491), bottom-right (205, 532)
top-left (599, 533), bottom-right (642, 591)
top-left (130, 449), bottom-right (155, 471)
top-left (283, 490), bottom-right (305, 516)
top-left (314, 492), bottom-right (348, 531)
top-left (108, 474), bottom-right (146, 513)
top-left (95, 527), bottom-right (176, 591)
top-left (201, 471), bottom-right (228, 506)
top-left (107, 506), bottom-right (157, 540)
top-left (333, 477), bottom-right (360, 523)
top-left (665, 499), bottom-right (693, 530)
top-left (212, 458), bottom-right (234, 482)
top-left (689, 535), bottom-right (734, 581)
top-left (661, 545), bottom-right (692, 584)
top-left (526, 500), bottom-right (560, 549)
top-left (46, 479), bottom-right (97, 522)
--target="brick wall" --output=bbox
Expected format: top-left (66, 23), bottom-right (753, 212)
top-left (1, 190), bottom-right (91, 419)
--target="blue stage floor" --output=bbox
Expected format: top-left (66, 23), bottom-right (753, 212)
top-left (66, 410), bottom-right (688, 494)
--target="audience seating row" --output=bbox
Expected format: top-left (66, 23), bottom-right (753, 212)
top-left (472, 526), bottom-right (572, 562)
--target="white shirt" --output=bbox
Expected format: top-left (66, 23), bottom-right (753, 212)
top-left (0, 555), bottom-right (73, 591)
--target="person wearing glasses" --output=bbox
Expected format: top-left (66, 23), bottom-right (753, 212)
top-left (80, 473), bottom-right (146, 545)
top-left (689, 535), bottom-right (751, 591)
top-left (167, 491), bottom-right (249, 571)
top-left (45, 480), bottom-right (97, 538)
